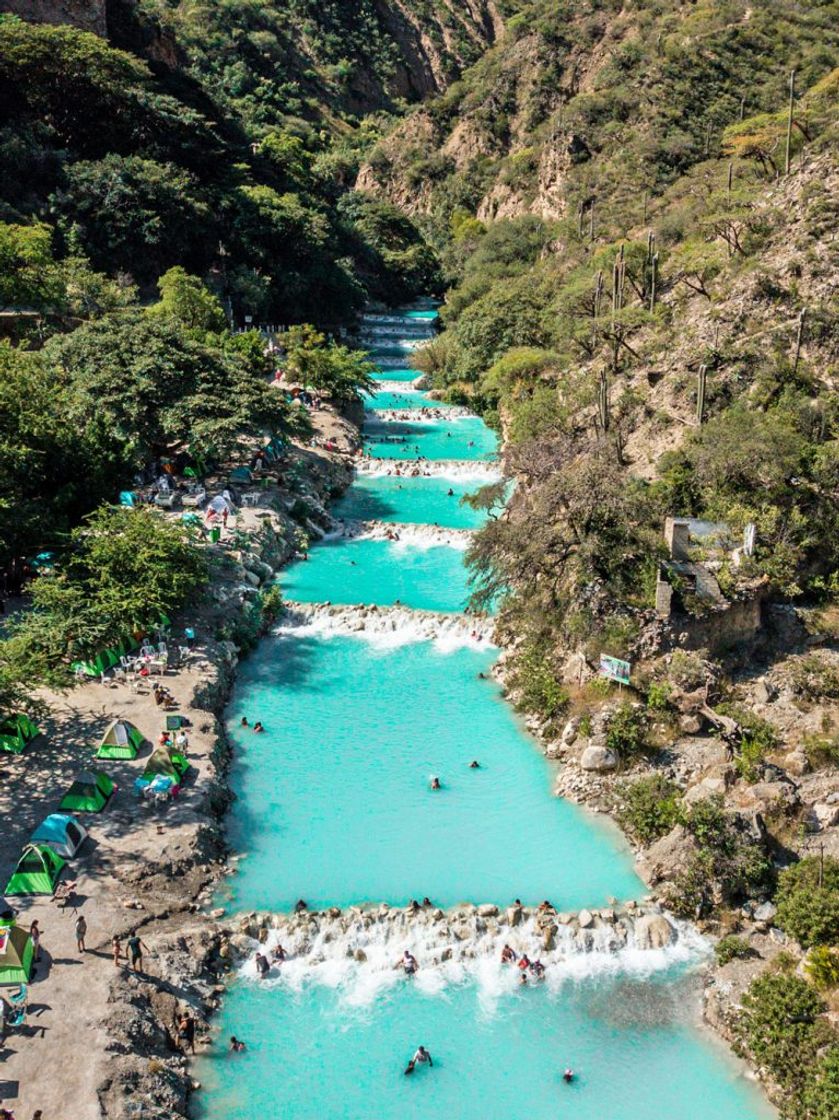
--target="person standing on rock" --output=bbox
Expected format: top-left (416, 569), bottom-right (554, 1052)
top-left (75, 914), bottom-right (87, 954)
top-left (29, 920), bottom-right (42, 964)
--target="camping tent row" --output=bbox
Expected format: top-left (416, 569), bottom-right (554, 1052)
top-left (71, 615), bottom-right (172, 677)
top-left (0, 713), bottom-right (40, 755)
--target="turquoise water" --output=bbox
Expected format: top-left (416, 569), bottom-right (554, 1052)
top-left (364, 390), bottom-right (458, 412)
top-left (363, 416), bottom-right (498, 461)
top-left (199, 307), bottom-right (773, 1120)
top-left (280, 536), bottom-right (472, 612)
top-left (334, 475), bottom-right (489, 529)
top-left (196, 978), bottom-right (772, 1120)
top-left (223, 636), bottom-right (639, 911)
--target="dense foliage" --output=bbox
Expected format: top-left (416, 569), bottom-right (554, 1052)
top-left (0, 506), bottom-right (207, 686)
top-left (775, 857), bottom-right (839, 948)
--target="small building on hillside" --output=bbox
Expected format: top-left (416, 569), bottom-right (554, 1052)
top-left (654, 516), bottom-right (764, 651)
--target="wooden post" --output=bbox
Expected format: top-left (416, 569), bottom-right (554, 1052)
top-left (785, 69), bottom-right (796, 176)
top-left (696, 363), bottom-right (708, 424)
top-left (793, 307), bottom-right (807, 373)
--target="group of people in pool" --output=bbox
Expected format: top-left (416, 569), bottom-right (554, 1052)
top-left (430, 760), bottom-right (480, 790)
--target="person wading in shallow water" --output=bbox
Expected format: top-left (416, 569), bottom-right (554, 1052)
top-left (404, 1045), bottom-right (433, 1074)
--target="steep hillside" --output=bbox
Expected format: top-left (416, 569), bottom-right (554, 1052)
top-left (359, 0), bottom-right (839, 233)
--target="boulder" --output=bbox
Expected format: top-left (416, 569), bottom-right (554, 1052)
top-left (580, 745), bottom-right (619, 772)
top-left (561, 718), bottom-right (579, 746)
top-left (577, 909), bottom-right (594, 929)
top-left (813, 802), bottom-right (839, 828)
top-left (507, 906), bottom-right (523, 927)
top-left (684, 776), bottom-right (728, 805)
top-left (477, 904), bottom-right (499, 918)
top-left (634, 913), bottom-right (675, 950)
top-left (679, 713), bottom-right (703, 735)
top-left (753, 901), bottom-right (777, 925)
top-left (753, 679), bottom-right (777, 705)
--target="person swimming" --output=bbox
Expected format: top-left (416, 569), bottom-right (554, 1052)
top-left (500, 944), bottom-right (517, 964)
top-left (240, 717), bottom-right (249, 727)
top-left (230, 1036), bottom-right (246, 1052)
top-left (563, 1068), bottom-right (574, 1084)
top-left (530, 959), bottom-right (546, 980)
top-left (253, 721), bottom-right (264, 733)
top-left (401, 950), bottom-right (418, 975)
top-left (430, 776), bottom-right (441, 790)
top-left (469, 760), bottom-right (480, 768)
top-left (272, 944), bottom-right (287, 962)
top-left (295, 898), bottom-right (308, 912)
top-left (254, 952), bottom-right (269, 978)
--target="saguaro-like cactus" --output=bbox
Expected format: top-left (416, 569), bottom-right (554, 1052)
top-left (696, 363), bottom-right (708, 425)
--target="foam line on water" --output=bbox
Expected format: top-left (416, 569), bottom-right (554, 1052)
top-left (277, 602), bottom-right (495, 650)
top-left (338, 519), bottom-right (474, 550)
top-left (232, 904), bottom-right (707, 1009)
top-left (356, 459), bottom-right (502, 481)
top-left (366, 407), bottom-right (476, 423)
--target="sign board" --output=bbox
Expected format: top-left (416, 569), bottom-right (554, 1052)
top-left (600, 654), bottom-right (631, 686)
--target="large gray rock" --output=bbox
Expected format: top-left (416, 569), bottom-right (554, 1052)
top-left (580, 745), bottom-right (619, 772)
top-left (634, 913), bottom-right (675, 950)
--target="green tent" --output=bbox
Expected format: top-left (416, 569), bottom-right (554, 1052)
top-left (60, 770), bottom-right (116, 813)
top-left (142, 747), bottom-right (190, 784)
top-left (5, 844), bottom-right (66, 896)
top-left (0, 924), bottom-right (34, 986)
top-left (96, 718), bottom-right (144, 760)
top-left (0, 714), bottom-right (40, 755)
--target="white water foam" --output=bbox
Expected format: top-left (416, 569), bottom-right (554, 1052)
top-left (234, 905), bottom-right (708, 1010)
top-left (277, 602), bottom-right (495, 651)
top-left (339, 519), bottom-right (473, 551)
top-left (366, 407), bottom-right (475, 424)
top-left (355, 459), bottom-right (502, 482)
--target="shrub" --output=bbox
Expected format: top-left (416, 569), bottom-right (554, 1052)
top-left (616, 774), bottom-right (682, 843)
top-left (716, 703), bottom-right (779, 782)
top-left (801, 732), bottom-right (839, 769)
top-left (806, 946), bottom-right (839, 992)
top-left (510, 642), bottom-right (569, 722)
top-left (788, 655), bottom-right (839, 701)
top-left (606, 703), bottom-right (649, 758)
top-left (736, 971), bottom-right (829, 1108)
top-left (775, 857), bottom-right (839, 948)
top-left (646, 681), bottom-right (672, 711)
top-left (715, 935), bottom-right (753, 966)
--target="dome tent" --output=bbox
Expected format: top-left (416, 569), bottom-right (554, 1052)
top-left (0, 713), bottom-right (40, 755)
top-left (142, 746), bottom-right (189, 785)
top-left (5, 844), bottom-right (66, 896)
top-left (0, 924), bottom-right (34, 986)
top-left (30, 814), bottom-right (88, 859)
top-left (96, 718), bottom-right (145, 760)
top-left (60, 770), bottom-right (115, 813)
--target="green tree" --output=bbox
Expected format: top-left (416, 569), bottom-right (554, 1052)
top-left (0, 505), bottom-right (207, 686)
top-left (0, 222), bottom-right (63, 310)
top-left (280, 324), bottom-right (376, 401)
top-left (49, 312), bottom-right (292, 461)
top-left (150, 267), bottom-right (227, 334)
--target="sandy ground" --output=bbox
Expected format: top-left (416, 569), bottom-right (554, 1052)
top-left (0, 651), bottom-right (222, 1119)
top-left (0, 407), bottom-right (358, 1118)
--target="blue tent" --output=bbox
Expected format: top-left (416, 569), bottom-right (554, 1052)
top-left (30, 814), bottom-right (88, 859)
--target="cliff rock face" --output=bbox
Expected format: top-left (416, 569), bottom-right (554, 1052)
top-left (2, 0), bottom-right (107, 36)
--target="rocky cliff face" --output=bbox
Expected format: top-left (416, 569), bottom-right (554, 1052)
top-left (2, 0), bottom-right (106, 35)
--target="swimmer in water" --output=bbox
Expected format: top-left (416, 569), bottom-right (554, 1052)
top-left (401, 950), bottom-right (418, 975)
top-left (430, 776), bottom-right (441, 790)
top-left (469, 760), bottom-right (480, 768)
top-left (230, 1036), bottom-right (246, 1052)
top-left (404, 1046), bottom-right (433, 1075)
top-left (500, 944), bottom-right (517, 964)
top-left (563, 1068), bottom-right (574, 1084)
top-left (253, 721), bottom-right (264, 733)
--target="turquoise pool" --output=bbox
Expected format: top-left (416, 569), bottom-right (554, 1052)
top-left (195, 974), bottom-right (772, 1120)
top-left (362, 416), bottom-right (498, 461)
top-left (280, 535), bottom-right (472, 612)
top-left (333, 474), bottom-right (489, 529)
top-left (222, 635), bottom-right (640, 912)
top-left (370, 366), bottom-right (424, 382)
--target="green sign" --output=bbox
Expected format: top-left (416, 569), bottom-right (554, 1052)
top-left (600, 654), bottom-right (631, 685)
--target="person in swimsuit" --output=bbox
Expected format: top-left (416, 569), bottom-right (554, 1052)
top-left (404, 1046), bottom-right (433, 1075)
top-left (401, 950), bottom-right (418, 975)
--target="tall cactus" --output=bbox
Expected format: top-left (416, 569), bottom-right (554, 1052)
top-left (696, 363), bottom-right (708, 424)
top-left (785, 70), bottom-right (796, 175)
top-left (793, 307), bottom-right (807, 373)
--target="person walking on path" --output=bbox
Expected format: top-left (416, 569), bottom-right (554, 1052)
top-left (112, 935), bottom-right (123, 968)
top-left (126, 931), bottom-right (150, 973)
top-left (75, 914), bottom-right (87, 954)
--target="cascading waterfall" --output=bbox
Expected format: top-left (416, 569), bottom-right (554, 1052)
top-left (196, 305), bottom-right (773, 1120)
